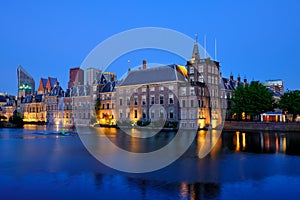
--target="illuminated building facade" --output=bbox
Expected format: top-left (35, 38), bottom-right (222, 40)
top-left (17, 65), bottom-right (35, 98)
top-left (21, 94), bottom-right (47, 123)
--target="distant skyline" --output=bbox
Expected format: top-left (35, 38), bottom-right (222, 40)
top-left (1, 0), bottom-right (300, 95)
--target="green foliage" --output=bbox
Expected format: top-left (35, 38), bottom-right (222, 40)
top-left (137, 120), bottom-right (151, 127)
top-left (230, 81), bottom-right (275, 120)
top-left (278, 90), bottom-right (300, 121)
top-left (9, 112), bottom-right (24, 128)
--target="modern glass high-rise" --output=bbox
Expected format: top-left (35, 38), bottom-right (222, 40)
top-left (17, 65), bottom-right (35, 98)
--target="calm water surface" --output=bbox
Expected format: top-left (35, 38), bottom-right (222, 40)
top-left (1, 125), bottom-right (300, 200)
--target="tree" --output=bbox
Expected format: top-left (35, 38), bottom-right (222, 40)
top-left (230, 81), bottom-right (275, 120)
top-left (278, 90), bottom-right (300, 122)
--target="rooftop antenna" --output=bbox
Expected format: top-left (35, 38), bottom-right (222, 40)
top-left (214, 38), bottom-right (217, 61)
top-left (204, 34), bottom-right (207, 58)
top-left (195, 33), bottom-right (198, 43)
top-left (128, 60), bottom-right (130, 72)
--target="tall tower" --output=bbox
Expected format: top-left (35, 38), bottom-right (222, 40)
top-left (68, 67), bottom-right (84, 88)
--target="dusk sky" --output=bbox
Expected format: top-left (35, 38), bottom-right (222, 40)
top-left (0, 0), bottom-right (299, 95)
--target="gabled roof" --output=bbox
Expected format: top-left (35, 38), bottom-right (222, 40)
top-left (41, 78), bottom-right (47, 88)
top-left (222, 78), bottom-right (245, 91)
top-left (119, 64), bottom-right (186, 87)
top-left (48, 77), bottom-right (58, 88)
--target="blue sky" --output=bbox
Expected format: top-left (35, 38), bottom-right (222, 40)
top-left (0, 0), bottom-right (299, 95)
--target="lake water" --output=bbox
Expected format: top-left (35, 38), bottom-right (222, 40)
top-left (1, 125), bottom-right (300, 199)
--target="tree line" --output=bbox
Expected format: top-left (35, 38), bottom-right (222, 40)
top-left (230, 81), bottom-right (300, 122)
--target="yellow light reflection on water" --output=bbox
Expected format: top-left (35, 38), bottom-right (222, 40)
top-left (235, 131), bottom-right (240, 151)
top-left (242, 133), bottom-right (246, 150)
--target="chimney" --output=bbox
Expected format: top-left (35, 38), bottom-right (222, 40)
top-left (143, 60), bottom-right (146, 70)
top-left (230, 74), bottom-right (233, 81)
top-left (237, 75), bottom-right (241, 82)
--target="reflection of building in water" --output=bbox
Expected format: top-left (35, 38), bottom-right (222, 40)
top-left (180, 182), bottom-right (221, 200)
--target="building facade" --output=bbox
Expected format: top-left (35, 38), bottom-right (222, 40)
top-left (97, 42), bottom-right (225, 129)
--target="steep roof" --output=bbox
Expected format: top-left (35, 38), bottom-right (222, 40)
top-left (119, 64), bottom-right (186, 87)
top-left (48, 77), bottom-right (58, 88)
top-left (100, 81), bottom-right (116, 93)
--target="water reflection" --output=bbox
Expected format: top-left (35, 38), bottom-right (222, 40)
top-left (1, 127), bottom-right (300, 199)
top-left (227, 131), bottom-right (292, 155)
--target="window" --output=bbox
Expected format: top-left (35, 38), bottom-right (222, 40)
top-left (191, 100), bottom-right (194, 107)
top-left (102, 104), bottom-right (105, 109)
top-left (119, 89), bottom-right (123, 94)
top-left (169, 94), bottom-right (174, 104)
top-left (102, 95), bottom-right (105, 100)
top-left (142, 87), bottom-right (146, 92)
top-left (182, 100), bottom-right (186, 108)
top-left (168, 85), bottom-right (174, 90)
top-left (208, 75), bottom-right (211, 84)
top-left (190, 76), bottom-right (194, 82)
top-left (190, 88), bottom-right (195, 96)
top-left (150, 87), bottom-right (155, 92)
top-left (190, 67), bottom-right (194, 74)
top-left (119, 98), bottom-right (123, 106)
top-left (142, 95), bottom-right (146, 105)
top-left (199, 65), bottom-right (204, 72)
top-left (181, 87), bottom-right (186, 96)
top-left (198, 75), bottom-right (204, 83)
top-left (127, 97), bottom-right (130, 106)
top-left (126, 89), bottom-right (130, 94)
top-left (181, 111), bottom-right (186, 119)
top-left (142, 109), bottom-right (146, 118)
top-left (159, 95), bottom-right (164, 104)
top-left (191, 111), bottom-right (195, 119)
top-left (160, 109), bottom-right (164, 118)
top-left (134, 96), bottom-right (138, 105)
top-left (106, 103), bottom-right (109, 109)
top-left (112, 103), bottom-right (114, 109)
top-left (126, 109), bottom-right (130, 118)
top-left (169, 109), bottom-right (174, 119)
top-left (151, 110), bottom-right (155, 119)
top-left (134, 110), bottom-right (138, 118)
top-left (160, 86), bottom-right (164, 91)
top-left (134, 88), bottom-right (138, 93)
top-left (119, 110), bottom-right (123, 118)
top-left (151, 95), bottom-right (155, 104)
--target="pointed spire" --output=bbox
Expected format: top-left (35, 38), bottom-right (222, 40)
top-left (128, 60), bottom-right (131, 72)
top-left (191, 33), bottom-right (200, 61)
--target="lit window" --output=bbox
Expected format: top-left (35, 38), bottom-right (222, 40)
top-left (160, 86), bottom-right (164, 91)
top-left (168, 85), bottom-right (174, 90)
top-left (190, 88), bottom-right (195, 95)
top-left (150, 87), bottom-right (155, 92)
top-left (142, 87), bottom-right (146, 92)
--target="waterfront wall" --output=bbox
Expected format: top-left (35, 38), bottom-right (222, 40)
top-left (224, 121), bottom-right (300, 132)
